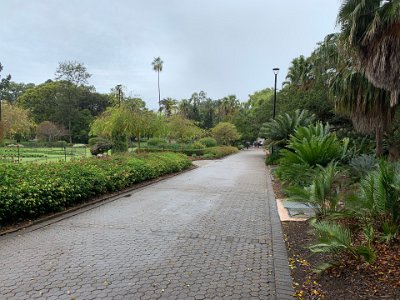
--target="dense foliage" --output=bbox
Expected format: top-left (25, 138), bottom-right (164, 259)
top-left (0, 152), bottom-right (191, 226)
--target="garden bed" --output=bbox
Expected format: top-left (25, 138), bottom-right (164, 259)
top-left (0, 152), bottom-right (191, 228)
top-left (273, 180), bottom-right (400, 299)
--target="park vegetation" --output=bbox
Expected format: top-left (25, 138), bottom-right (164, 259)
top-left (0, 152), bottom-right (191, 226)
top-left (258, 1), bottom-right (400, 297)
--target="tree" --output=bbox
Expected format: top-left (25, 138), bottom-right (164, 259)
top-left (283, 55), bottom-right (313, 87)
top-left (152, 57), bottom-right (163, 112)
top-left (211, 122), bottom-right (241, 145)
top-left (1, 102), bottom-right (33, 141)
top-left (160, 98), bottom-right (178, 117)
top-left (0, 62), bottom-right (11, 139)
top-left (36, 121), bottom-right (67, 142)
top-left (337, 0), bottom-right (400, 106)
top-left (54, 61), bottom-right (92, 143)
top-left (90, 100), bottom-right (159, 151)
top-left (17, 81), bottom-right (61, 123)
top-left (167, 115), bottom-right (203, 143)
top-left (0, 82), bottom-right (35, 104)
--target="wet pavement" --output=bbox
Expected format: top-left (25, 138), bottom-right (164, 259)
top-left (0, 149), bottom-right (293, 299)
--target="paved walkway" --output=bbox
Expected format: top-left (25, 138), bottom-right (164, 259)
top-left (0, 149), bottom-right (293, 299)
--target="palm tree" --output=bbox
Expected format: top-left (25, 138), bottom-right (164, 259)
top-left (160, 97), bottom-right (177, 117)
top-left (178, 99), bottom-right (191, 119)
top-left (152, 57), bottom-right (163, 112)
top-left (332, 67), bottom-right (393, 157)
top-left (318, 32), bottom-right (396, 158)
top-left (283, 55), bottom-right (313, 87)
top-left (337, 0), bottom-right (400, 106)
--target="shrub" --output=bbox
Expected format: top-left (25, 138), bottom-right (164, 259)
top-left (347, 161), bottom-right (400, 242)
top-left (190, 141), bottom-right (206, 150)
top-left (198, 137), bottom-right (218, 148)
top-left (259, 109), bottom-right (315, 150)
top-left (203, 146), bottom-right (239, 158)
top-left (0, 152), bottom-right (191, 226)
top-left (288, 162), bottom-right (343, 216)
top-left (88, 137), bottom-right (113, 155)
top-left (147, 138), bottom-right (168, 148)
top-left (211, 122), bottom-right (241, 145)
top-left (276, 123), bottom-right (349, 186)
top-left (349, 154), bottom-right (377, 180)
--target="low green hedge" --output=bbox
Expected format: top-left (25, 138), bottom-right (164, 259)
top-left (138, 146), bottom-right (239, 158)
top-left (203, 146), bottom-right (239, 158)
top-left (0, 152), bottom-right (191, 226)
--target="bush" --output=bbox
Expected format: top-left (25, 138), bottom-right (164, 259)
top-left (0, 152), bottom-right (191, 226)
top-left (203, 146), bottom-right (239, 158)
top-left (259, 109), bottom-right (315, 149)
top-left (349, 154), bottom-right (377, 180)
top-left (198, 137), bottom-right (218, 148)
top-left (190, 141), bottom-right (206, 150)
top-left (276, 123), bottom-right (349, 186)
top-left (147, 138), bottom-right (168, 148)
top-left (88, 137), bottom-right (113, 155)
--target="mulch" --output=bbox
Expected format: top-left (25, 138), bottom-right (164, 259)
top-left (273, 176), bottom-right (400, 299)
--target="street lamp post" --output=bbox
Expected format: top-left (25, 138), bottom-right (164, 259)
top-left (272, 68), bottom-right (279, 120)
top-left (271, 68), bottom-right (279, 155)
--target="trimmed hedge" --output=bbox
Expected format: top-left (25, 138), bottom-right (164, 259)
top-left (139, 146), bottom-right (239, 158)
top-left (0, 152), bottom-right (191, 226)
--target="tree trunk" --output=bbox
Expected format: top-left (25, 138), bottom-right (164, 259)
top-left (138, 133), bottom-right (141, 151)
top-left (376, 126), bottom-right (384, 157)
top-left (158, 71), bottom-right (161, 114)
top-left (388, 143), bottom-right (400, 161)
top-left (69, 120), bottom-right (72, 144)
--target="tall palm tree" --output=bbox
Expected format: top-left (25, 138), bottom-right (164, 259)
top-left (152, 57), bottom-right (163, 112)
top-left (337, 0), bottom-right (400, 106)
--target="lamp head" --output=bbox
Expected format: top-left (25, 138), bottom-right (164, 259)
top-left (273, 68), bottom-right (280, 75)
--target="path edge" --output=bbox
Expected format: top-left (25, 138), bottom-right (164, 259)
top-left (266, 165), bottom-right (295, 299)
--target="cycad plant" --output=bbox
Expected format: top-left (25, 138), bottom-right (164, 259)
top-left (259, 109), bottom-right (315, 150)
top-left (310, 220), bottom-right (376, 264)
top-left (288, 162), bottom-right (342, 217)
top-left (276, 123), bottom-right (349, 186)
top-left (348, 160), bottom-right (400, 242)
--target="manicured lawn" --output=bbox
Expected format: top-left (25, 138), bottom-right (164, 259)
top-left (0, 146), bottom-right (90, 164)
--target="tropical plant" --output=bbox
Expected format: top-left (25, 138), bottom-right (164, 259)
top-left (347, 161), bottom-right (400, 241)
top-left (337, 0), bottom-right (400, 107)
top-left (310, 220), bottom-right (376, 264)
top-left (152, 57), bottom-right (163, 112)
top-left (259, 109), bottom-right (315, 149)
top-left (348, 154), bottom-right (377, 180)
top-left (288, 162), bottom-right (343, 217)
top-left (281, 123), bottom-right (348, 165)
top-left (160, 97), bottom-right (178, 117)
top-left (276, 123), bottom-right (349, 186)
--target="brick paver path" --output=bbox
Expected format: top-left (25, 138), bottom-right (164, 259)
top-left (0, 149), bottom-right (293, 299)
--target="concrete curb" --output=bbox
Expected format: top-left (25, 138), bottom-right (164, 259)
top-left (266, 166), bottom-right (295, 299)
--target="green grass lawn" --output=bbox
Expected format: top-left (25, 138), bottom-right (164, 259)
top-left (0, 146), bottom-right (91, 164)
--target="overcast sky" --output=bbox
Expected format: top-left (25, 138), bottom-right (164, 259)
top-left (1, 0), bottom-right (341, 109)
